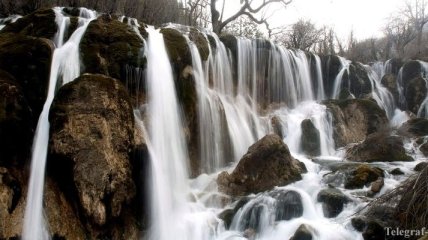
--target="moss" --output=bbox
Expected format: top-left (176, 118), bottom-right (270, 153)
top-left (189, 28), bottom-right (210, 61)
top-left (206, 34), bottom-right (217, 51)
top-left (160, 28), bottom-right (191, 65)
top-left (80, 15), bottom-right (144, 82)
top-left (1, 8), bottom-right (57, 39)
top-left (345, 165), bottom-right (384, 189)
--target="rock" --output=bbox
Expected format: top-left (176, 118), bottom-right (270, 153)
top-left (270, 116), bottom-right (284, 139)
top-left (390, 168), bottom-right (404, 175)
top-left (346, 132), bottom-right (413, 162)
top-left (381, 74), bottom-right (399, 105)
top-left (385, 58), bottom-right (403, 75)
top-left (323, 99), bottom-right (389, 148)
top-left (243, 228), bottom-right (256, 240)
top-left (351, 217), bottom-right (366, 232)
top-left (0, 33), bottom-right (54, 121)
top-left (1, 8), bottom-right (57, 39)
top-left (338, 88), bottom-right (355, 100)
top-left (160, 27), bottom-right (200, 177)
top-left (0, 70), bottom-right (32, 166)
top-left (370, 177), bottom-right (384, 193)
top-left (218, 197), bottom-right (251, 229)
top-left (405, 76), bottom-right (427, 114)
top-left (217, 134), bottom-right (306, 196)
top-left (323, 163), bottom-right (384, 190)
top-left (401, 60), bottom-right (423, 88)
top-left (301, 119), bottom-right (321, 156)
top-left (290, 224), bottom-right (314, 240)
top-left (317, 187), bottom-right (351, 218)
top-left (80, 14), bottom-right (145, 98)
top-left (344, 164), bottom-right (384, 190)
top-left (355, 205), bottom-right (399, 240)
top-left (320, 55), bottom-right (343, 97)
top-left (399, 118), bottom-right (428, 137)
top-left (414, 162), bottom-right (427, 171)
top-left (420, 142), bottom-right (428, 156)
top-left (269, 190), bottom-right (303, 221)
top-left (346, 62), bottom-right (373, 98)
top-left (49, 74), bottom-right (136, 226)
top-left (189, 28), bottom-right (210, 61)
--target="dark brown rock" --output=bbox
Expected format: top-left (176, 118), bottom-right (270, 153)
top-left (399, 118), bottom-right (428, 137)
top-left (217, 134), bottom-right (306, 196)
top-left (290, 224), bottom-right (314, 240)
top-left (317, 187), bottom-right (350, 218)
top-left (323, 99), bottom-right (388, 148)
top-left (381, 74), bottom-right (399, 105)
top-left (405, 76), bottom-right (427, 115)
top-left (49, 74), bottom-right (136, 226)
top-left (344, 164), bottom-right (384, 189)
top-left (370, 177), bottom-right (384, 193)
top-left (301, 119), bottom-right (321, 156)
top-left (346, 132), bottom-right (413, 162)
top-left (414, 162), bottom-right (427, 171)
top-left (0, 33), bottom-right (54, 121)
top-left (0, 70), bottom-right (32, 166)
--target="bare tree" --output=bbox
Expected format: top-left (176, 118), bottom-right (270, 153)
top-left (223, 15), bottom-right (264, 38)
top-left (210, 0), bottom-right (291, 34)
top-left (403, 0), bottom-right (428, 53)
top-left (184, 0), bottom-right (210, 27)
top-left (283, 19), bottom-right (323, 51)
top-left (384, 15), bottom-right (416, 57)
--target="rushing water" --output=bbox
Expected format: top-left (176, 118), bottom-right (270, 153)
top-left (22, 7), bottom-right (96, 240)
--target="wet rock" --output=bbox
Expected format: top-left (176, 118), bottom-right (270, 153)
top-left (0, 70), bottom-right (32, 166)
top-left (290, 224), bottom-right (314, 240)
top-left (317, 187), bottom-right (351, 218)
top-left (243, 228), bottom-right (256, 240)
top-left (355, 205), bottom-right (398, 240)
top-left (390, 168), bottom-right (404, 175)
top-left (351, 217), bottom-right (366, 232)
top-left (218, 197), bottom-right (251, 229)
top-left (49, 74), bottom-right (136, 226)
top-left (381, 74), bottom-right (399, 105)
top-left (80, 15), bottom-right (145, 94)
top-left (346, 62), bottom-right (373, 98)
top-left (301, 119), bottom-right (321, 156)
top-left (401, 60), bottom-right (423, 88)
top-left (323, 99), bottom-right (388, 148)
top-left (370, 177), bottom-right (384, 193)
top-left (320, 55), bottom-right (343, 97)
top-left (345, 164), bottom-right (384, 189)
top-left (405, 76), bottom-right (427, 115)
top-left (1, 8), bottom-right (57, 39)
top-left (414, 162), bottom-right (427, 171)
top-left (189, 28), bottom-right (210, 61)
top-left (271, 116), bottom-right (284, 139)
top-left (399, 118), bottom-right (428, 137)
top-left (338, 88), bottom-right (354, 100)
top-left (420, 142), bottom-right (428, 156)
top-left (269, 190), bottom-right (303, 221)
top-left (0, 33), bottom-right (54, 121)
top-left (324, 163), bottom-right (384, 190)
top-left (217, 134), bottom-right (306, 196)
top-left (346, 132), bottom-right (413, 162)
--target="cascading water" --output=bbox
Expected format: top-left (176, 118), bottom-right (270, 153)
top-left (365, 64), bottom-right (396, 118)
top-left (22, 7), bottom-right (96, 240)
top-left (331, 57), bottom-right (351, 99)
top-left (417, 61), bottom-right (428, 117)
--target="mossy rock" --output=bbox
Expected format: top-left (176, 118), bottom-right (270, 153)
top-left (381, 74), bottom-right (399, 104)
top-left (399, 118), bottom-right (428, 137)
top-left (1, 8), bottom-right (57, 39)
top-left (0, 33), bottom-right (54, 122)
top-left (160, 28), bottom-right (191, 66)
top-left (189, 28), bottom-right (209, 61)
top-left (301, 119), bottom-right (321, 156)
top-left (346, 62), bottom-right (372, 98)
top-left (401, 60), bottom-right (422, 87)
top-left (80, 14), bottom-right (145, 92)
top-left (0, 70), bottom-right (33, 166)
top-left (320, 55), bottom-right (343, 97)
top-left (404, 76), bottom-right (427, 114)
top-left (344, 164), bottom-right (384, 189)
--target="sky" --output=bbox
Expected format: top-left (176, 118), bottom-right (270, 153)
top-left (220, 0), bottom-right (405, 41)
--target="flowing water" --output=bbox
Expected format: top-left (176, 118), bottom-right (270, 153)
top-left (22, 7), bottom-right (96, 240)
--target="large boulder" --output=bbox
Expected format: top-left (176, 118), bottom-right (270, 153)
top-left (320, 55), bottom-right (343, 97)
top-left (49, 74), bottom-right (136, 226)
top-left (398, 118), bottom-right (428, 137)
top-left (346, 132), bottom-right (413, 162)
top-left (301, 119), bottom-right (320, 156)
top-left (217, 134), bottom-right (306, 196)
top-left (404, 76), bottom-right (427, 115)
top-left (0, 8), bottom-right (57, 39)
top-left (0, 70), bottom-right (32, 166)
top-left (323, 99), bottom-right (388, 148)
top-left (0, 33), bottom-right (54, 121)
top-left (317, 187), bottom-right (351, 218)
top-left (290, 224), bottom-right (315, 240)
top-left (80, 14), bottom-right (145, 98)
top-left (345, 62), bottom-right (373, 98)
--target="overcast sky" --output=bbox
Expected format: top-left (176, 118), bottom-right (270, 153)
top-left (220, 0), bottom-right (405, 40)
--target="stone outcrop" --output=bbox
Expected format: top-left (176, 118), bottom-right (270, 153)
top-left (346, 132), bottom-right (413, 162)
top-left (217, 134), bottom-right (306, 196)
top-left (49, 74), bottom-right (136, 226)
top-left (323, 99), bottom-right (388, 148)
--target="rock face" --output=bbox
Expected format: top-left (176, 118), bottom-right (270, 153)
top-left (0, 70), bottom-right (32, 166)
top-left (346, 132), bottom-right (413, 162)
top-left (217, 134), bottom-right (306, 196)
top-left (301, 119), bottom-right (321, 156)
top-left (323, 99), bottom-right (388, 148)
top-left (80, 15), bottom-right (145, 93)
top-left (0, 33), bottom-right (54, 120)
top-left (399, 118), bottom-right (428, 137)
top-left (345, 63), bottom-right (373, 98)
top-left (49, 74), bottom-right (136, 226)
top-left (317, 187), bottom-right (350, 218)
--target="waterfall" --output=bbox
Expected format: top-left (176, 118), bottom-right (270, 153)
top-left (145, 27), bottom-right (192, 240)
top-left (417, 61), bottom-right (428, 117)
top-left (22, 8), bottom-right (96, 240)
top-left (365, 64), bottom-right (396, 118)
top-left (331, 57), bottom-right (350, 99)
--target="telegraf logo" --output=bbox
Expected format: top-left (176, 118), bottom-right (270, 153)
top-left (385, 227), bottom-right (427, 238)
